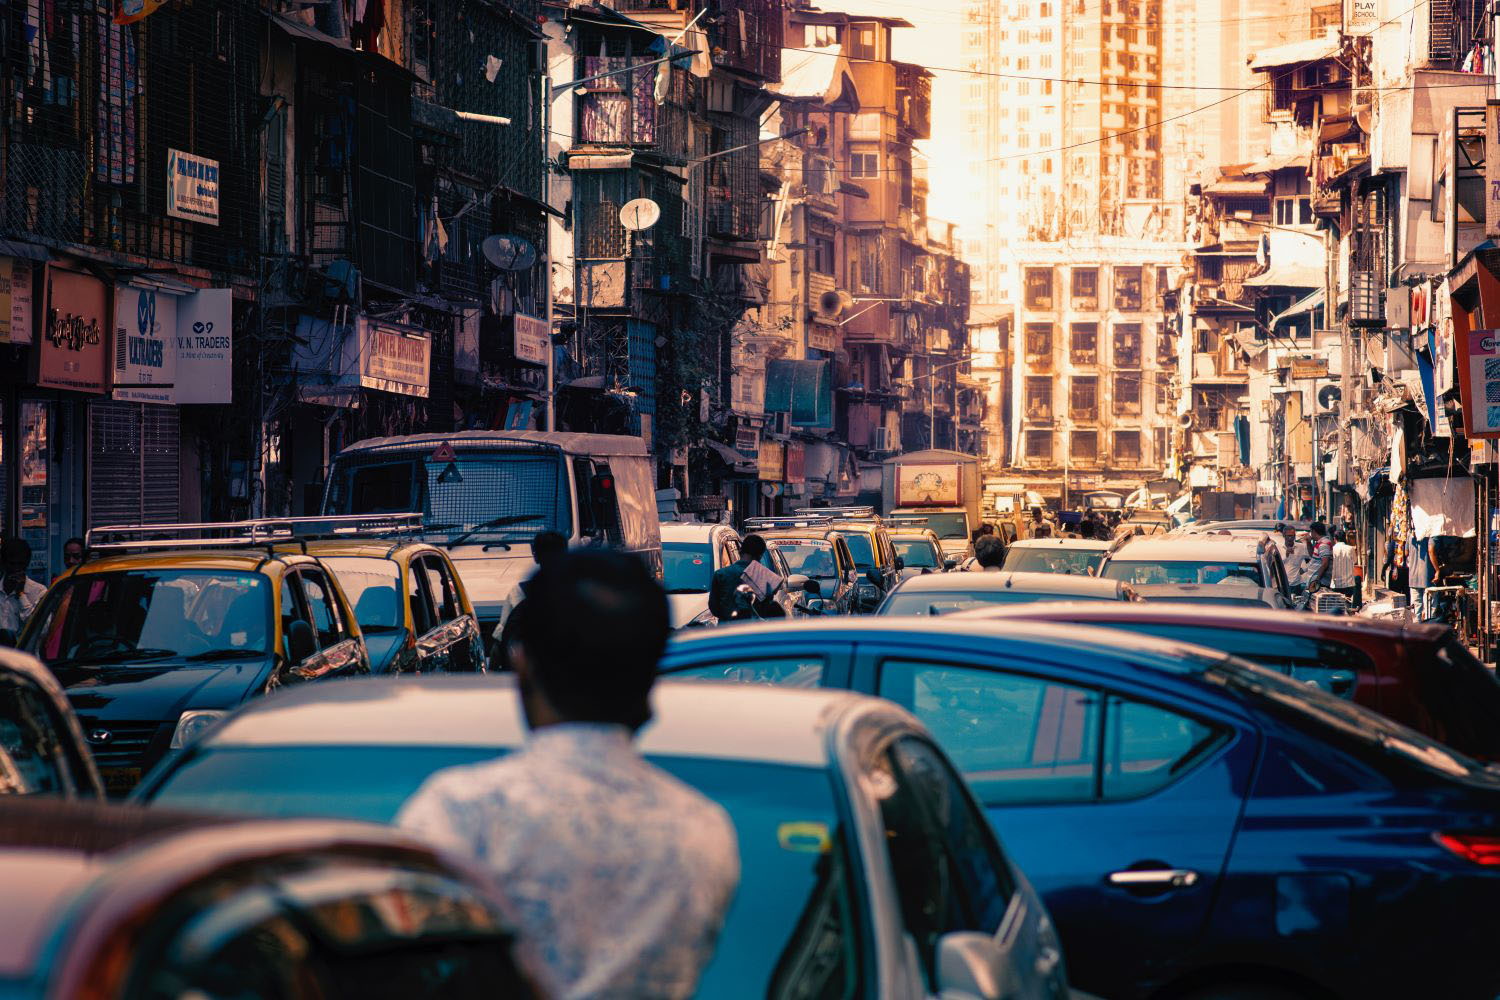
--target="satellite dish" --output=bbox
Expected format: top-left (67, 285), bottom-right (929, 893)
top-left (482, 234), bottom-right (537, 271)
top-left (620, 198), bottom-right (661, 232)
top-left (1318, 384), bottom-right (1342, 412)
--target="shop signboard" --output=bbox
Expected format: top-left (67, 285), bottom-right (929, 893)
top-left (0, 258), bottom-right (34, 345)
top-left (356, 318), bottom-right (430, 397)
top-left (785, 441), bottom-right (805, 484)
top-left (1289, 356), bottom-right (1329, 380)
top-left (513, 313), bottom-right (549, 365)
top-left (37, 267), bottom-right (108, 393)
top-left (113, 284), bottom-right (178, 405)
top-left (758, 440), bottom-right (785, 482)
top-left (1460, 329), bottom-right (1500, 438)
top-left (166, 148), bottom-right (220, 226)
top-left (175, 288), bottom-right (232, 404)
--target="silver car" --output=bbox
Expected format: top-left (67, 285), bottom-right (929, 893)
top-left (135, 677), bottom-right (1077, 1000)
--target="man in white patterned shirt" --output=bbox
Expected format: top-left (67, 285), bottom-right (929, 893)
top-left (398, 549), bottom-right (739, 999)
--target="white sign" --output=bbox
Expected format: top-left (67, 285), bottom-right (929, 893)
top-left (113, 284), bottom-right (178, 404)
top-left (167, 148), bottom-right (220, 226)
top-left (0, 258), bottom-right (33, 345)
top-left (1347, 0), bottom-right (1377, 29)
top-left (356, 319), bottom-right (430, 397)
top-left (514, 313), bottom-right (549, 365)
top-left (176, 288), bottom-right (232, 404)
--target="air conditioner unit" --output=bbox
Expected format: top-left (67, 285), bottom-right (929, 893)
top-left (873, 426), bottom-right (894, 452)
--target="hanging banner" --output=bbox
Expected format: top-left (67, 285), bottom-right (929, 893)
top-left (0, 258), bottom-right (34, 345)
top-left (513, 313), bottom-right (549, 365)
top-left (113, 284), bottom-right (178, 404)
top-left (176, 288), bottom-right (233, 404)
top-left (1462, 329), bottom-right (1500, 438)
top-left (355, 318), bottom-right (430, 397)
top-left (166, 148), bottom-right (220, 226)
top-left (38, 267), bottom-right (109, 394)
top-left (114, 0), bottom-right (168, 24)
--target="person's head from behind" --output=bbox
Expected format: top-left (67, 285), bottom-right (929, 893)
top-left (63, 537), bottom-right (85, 569)
top-left (1031, 505), bottom-right (1044, 522)
top-left (973, 535), bottom-right (1005, 569)
top-left (979, 523), bottom-right (995, 536)
top-left (1334, 526), bottom-right (1347, 544)
top-left (1, 538), bottom-right (30, 594)
top-left (740, 534), bottom-right (767, 563)
top-left (1311, 521), bottom-right (1327, 539)
top-left (509, 549), bottom-right (669, 733)
top-left (530, 530), bottom-right (568, 567)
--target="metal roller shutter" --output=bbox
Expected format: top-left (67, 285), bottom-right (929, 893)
top-left (89, 401), bottom-right (180, 528)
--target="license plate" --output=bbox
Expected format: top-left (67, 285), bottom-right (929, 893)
top-left (100, 767), bottom-right (142, 795)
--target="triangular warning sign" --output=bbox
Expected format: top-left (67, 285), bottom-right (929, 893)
top-left (431, 441), bottom-right (456, 463)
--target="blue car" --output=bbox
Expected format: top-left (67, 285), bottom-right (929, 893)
top-left (658, 619), bottom-right (1500, 1000)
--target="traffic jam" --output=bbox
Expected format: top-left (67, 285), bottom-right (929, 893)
top-left (3, 431), bottom-right (1500, 1000)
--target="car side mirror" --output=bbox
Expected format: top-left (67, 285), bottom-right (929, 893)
top-left (943, 556), bottom-right (959, 570)
top-left (894, 556), bottom-right (905, 571)
top-left (286, 619), bottom-right (317, 665)
top-left (785, 573), bottom-right (810, 593)
top-left (936, 931), bottom-right (1003, 1000)
top-left (865, 569), bottom-right (883, 587)
top-left (802, 577), bottom-right (822, 596)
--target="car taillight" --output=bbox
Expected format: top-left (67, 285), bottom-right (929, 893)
top-left (1434, 831), bottom-right (1500, 866)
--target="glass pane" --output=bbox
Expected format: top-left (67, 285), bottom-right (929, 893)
top-left (1103, 696), bottom-right (1222, 799)
top-left (663, 543), bottom-right (714, 594)
top-left (0, 678), bottom-right (70, 794)
top-left (1110, 623), bottom-right (1363, 699)
top-left (878, 661), bottom-right (1098, 804)
top-left (19, 401), bottom-right (48, 583)
top-left (1101, 560), bottom-right (1264, 586)
top-left (422, 559), bottom-right (459, 623)
top-left (322, 557), bottom-right (402, 629)
top-left (299, 572), bottom-right (339, 647)
top-left (893, 540), bottom-right (939, 568)
top-left (673, 656), bottom-right (824, 687)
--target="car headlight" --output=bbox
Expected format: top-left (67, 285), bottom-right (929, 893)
top-left (171, 709), bottom-right (227, 749)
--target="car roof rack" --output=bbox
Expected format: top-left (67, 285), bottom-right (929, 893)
top-left (794, 506), bottom-right (878, 520)
top-left (86, 513), bottom-right (424, 553)
top-left (744, 515), bottom-right (833, 530)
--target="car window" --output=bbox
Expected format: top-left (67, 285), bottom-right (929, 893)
top-left (842, 533), bottom-right (875, 569)
top-left (0, 676), bottom-right (77, 795)
top-left (1101, 560), bottom-right (1263, 586)
top-left (1105, 622), bottom-right (1365, 699)
top-left (893, 540), bottom-right (940, 568)
top-left (671, 655), bottom-right (824, 687)
top-left (421, 556), bottom-right (462, 623)
top-left (1102, 695), bottom-right (1225, 799)
top-left (280, 575), bottom-right (306, 661)
top-left (878, 660), bottom-right (1098, 804)
top-left (321, 557), bottom-right (403, 630)
top-left (298, 569), bottom-right (345, 648)
top-left (408, 561), bottom-right (437, 636)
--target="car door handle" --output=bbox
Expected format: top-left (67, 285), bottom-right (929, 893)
top-left (1107, 868), bottom-right (1199, 888)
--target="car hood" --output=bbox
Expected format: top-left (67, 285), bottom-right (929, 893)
top-left (61, 658), bottom-right (273, 721)
top-left (361, 631), bottom-right (409, 674)
top-left (444, 547), bottom-right (532, 623)
top-left (668, 593), bottom-right (711, 629)
top-left (938, 538), bottom-right (968, 557)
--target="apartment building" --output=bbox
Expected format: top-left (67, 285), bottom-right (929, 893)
top-left (1010, 242), bottom-right (1183, 501)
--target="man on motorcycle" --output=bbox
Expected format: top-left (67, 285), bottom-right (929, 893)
top-left (708, 534), bottom-right (784, 621)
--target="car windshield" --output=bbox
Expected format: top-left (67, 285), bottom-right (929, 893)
top-left (663, 543), bottom-right (715, 594)
top-left (841, 533), bottom-right (875, 568)
top-left (880, 588), bottom-right (1115, 615)
top-left (1001, 547), bottom-right (1104, 575)
top-left (25, 571), bottom-right (271, 663)
top-left (907, 512), bottom-right (968, 540)
top-left (773, 542), bottom-right (839, 579)
top-left (323, 449), bottom-right (571, 543)
top-left (144, 746), bottom-right (845, 999)
top-left (893, 539), bottom-right (940, 568)
top-left (1101, 559), bottom-right (1264, 587)
top-left (320, 557), bottom-right (403, 629)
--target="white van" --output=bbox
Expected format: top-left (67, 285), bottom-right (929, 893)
top-left (321, 431), bottom-right (662, 647)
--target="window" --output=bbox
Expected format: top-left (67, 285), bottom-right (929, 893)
top-left (1024, 323), bottom-right (1053, 365)
top-left (1070, 376), bottom-right (1097, 419)
top-left (851, 233), bottom-right (885, 293)
top-left (1112, 429), bottom-right (1142, 463)
top-left (811, 229), bottom-right (836, 275)
top-left (1154, 426), bottom-right (1168, 463)
top-left (420, 556), bottom-right (462, 624)
top-left (1025, 377), bottom-right (1053, 420)
top-left (1156, 266), bottom-right (1171, 306)
top-left (1113, 323), bottom-right (1141, 367)
top-left (1071, 267), bottom-right (1098, 308)
top-left (1024, 431), bottom-right (1053, 462)
top-left (847, 23), bottom-right (878, 60)
top-left (1275, 197), bottom-right (1313, 226)
top-left (878, 662), bottom-right (1098, 804)
top-left (1113, 376), bottom-right (1142, 416)
top-left (672, 656), bottom-right (825, 687)
top-left (1070, 322), bottom-right (1097, 364)
top-left (407, 561), bottom-right (437, 636)
top-left (297, 570), bottom-right (345, 648)
top-left (1113, 266), bottom-right (1142, 311)
top-left (1024, 267), bottom-right (1053, 309)
top-left (1070, 430), bottom-right (1097, 463)
top-left (848, 150), bottom-right (879, 179)
top-left (1103, 696), bottom-right (1224, 799)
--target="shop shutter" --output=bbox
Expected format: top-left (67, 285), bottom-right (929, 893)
top-left (89, 402), bottom-right (180, 528)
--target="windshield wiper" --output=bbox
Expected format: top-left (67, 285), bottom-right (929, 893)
top-left (50, 648), bottom-right (179, 668)
top-left (440, 514), bottom-right (546, 548)
top-left (183, 648), bottom-right (264, 662)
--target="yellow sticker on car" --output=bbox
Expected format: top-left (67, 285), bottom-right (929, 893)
top-left (777, 821), bottom-right (831, 853)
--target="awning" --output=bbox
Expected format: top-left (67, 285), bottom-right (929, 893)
top-left (839, 180), bottom-right (870, 199)
top-left (1249, 30), bottom-right (1340, 71)
top-left (778, 45), bottom-right (842, 98)
top-left (765, 359), bottom-right (833, 429)
top-left (270, 12), bottom-right (353, 52)
top-left (703, 439), bottom-right (756, 470)
top-left (1244, 262), bottom-right (1321, 288)
top-left (1203, 178), bottom-right (1270, 197)
top-left (1271, 287), bottom-right (1325, 325)
top-left (1244, 152), bottom-right (1309, 174)
top-left (1318, 116), bottom-right (1361, 145)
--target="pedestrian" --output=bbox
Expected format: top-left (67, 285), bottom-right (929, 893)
top-left (398, 550), bottom-right (739, 999)
top-left (1306, 521), bottom-right (1334, 594)
top-left (1275, 522), bottom-right (1296, 560)
top-left (496, 530), bottom-right (568, 671)
top-left (0, 537), bottom-right (46, 638)
top-left (1029, 505), bottom-right (1053, 538)
top-left (62, 537), bottom-right (86, 570)
top-left (708, 533), bottom-right (783, 621)
top-left (973, 534), bottom-right (1005, 570)
top-left (1330, 527), bottom-right (1359, 608)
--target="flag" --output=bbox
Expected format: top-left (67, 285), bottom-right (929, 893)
top-left (114, 0), bottom-right (168, 25)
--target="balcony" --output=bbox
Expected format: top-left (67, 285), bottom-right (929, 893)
top-left (895, 63), bottom-right (932, 140)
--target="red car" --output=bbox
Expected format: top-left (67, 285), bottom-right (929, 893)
top-left (0, 799), bottom-right (547, 998)
top-left (953, 603), bottom-right (1500, 761)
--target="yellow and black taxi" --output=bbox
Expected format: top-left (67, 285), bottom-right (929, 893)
top-left (792, 506), bottom-right (901, 611)
top-left (17, 520), bottom-right (371, 795)
top-left (278, 525), bottom-right (485, 675)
